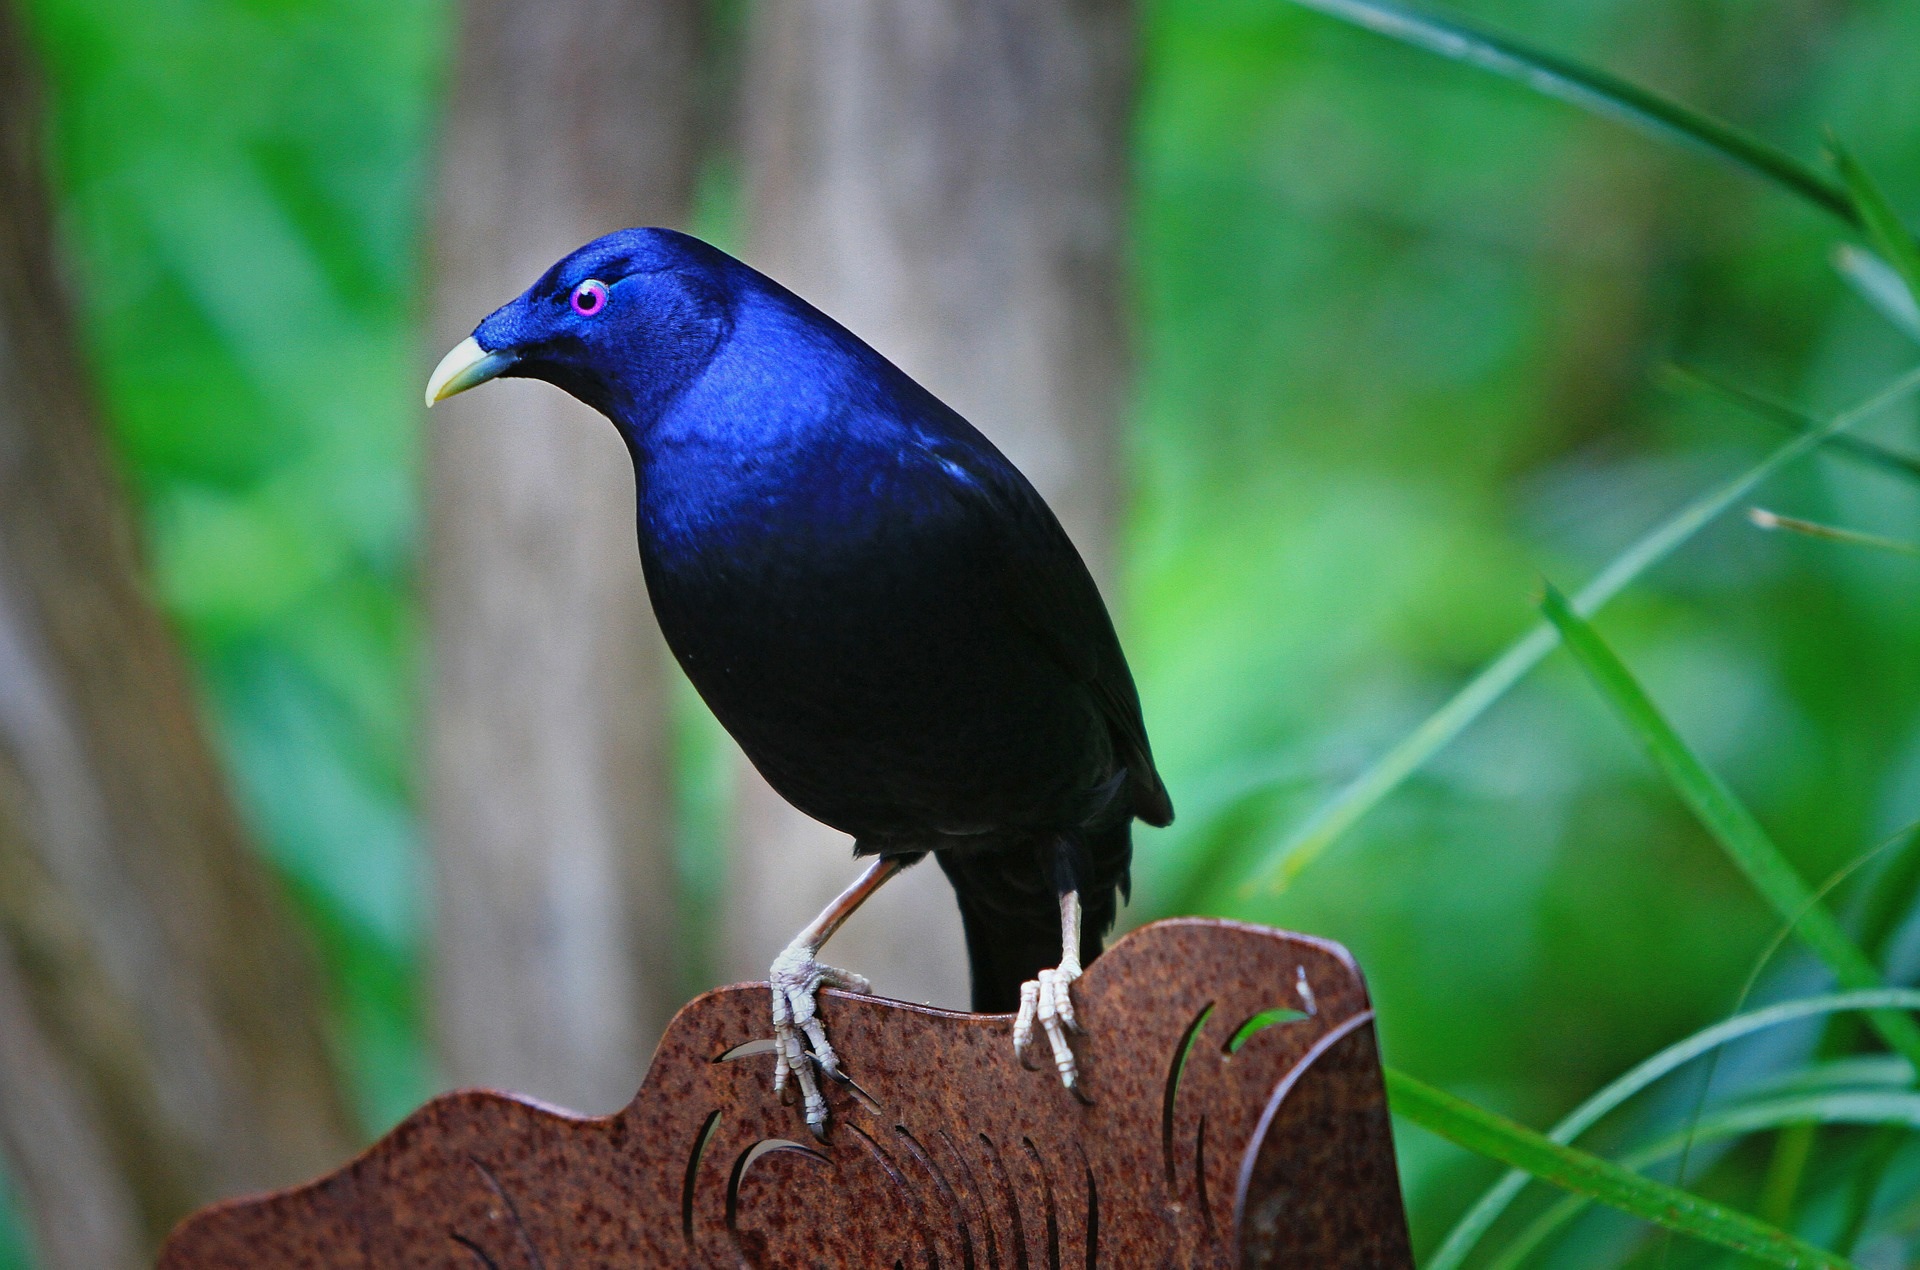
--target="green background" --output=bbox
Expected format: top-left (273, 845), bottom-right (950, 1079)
top-left (9, 0), bottom-right (1920, 1262)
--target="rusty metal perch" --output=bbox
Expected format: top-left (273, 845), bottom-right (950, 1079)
top-left (159, 919), bottom-right (1412, 1267)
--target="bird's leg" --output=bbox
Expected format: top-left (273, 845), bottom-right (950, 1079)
top-left (768, 855), bottom-right (903, 1138)
top-left (1012, 890), bottom-right (1087, 1094)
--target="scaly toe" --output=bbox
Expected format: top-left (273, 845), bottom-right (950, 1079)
top-left (1013, 979), bottom-right (1042, 1069)
top-left (1011, 965), bottom-right (1083, 1089)
top-left (767, 945), bottom-right (870, 1133)
top-left (1053, 971), bottom-right (1082, 1035)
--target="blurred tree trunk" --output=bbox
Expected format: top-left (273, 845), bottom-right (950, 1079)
top-left (733, 0), bottom-right (1136, 1002)
top-left (0, 4), bottom-right (355, 1262)
top-left (426, 0), bottom-right (702, 1113)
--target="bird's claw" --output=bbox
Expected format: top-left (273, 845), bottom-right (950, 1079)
top-left (769, 941), bottom-right (871, 1135)
top-left (1012, 961), bottom-right (1084, 1091)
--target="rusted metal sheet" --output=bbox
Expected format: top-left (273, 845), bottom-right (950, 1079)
top-left (160, 918), bottom-right (1412, 1266)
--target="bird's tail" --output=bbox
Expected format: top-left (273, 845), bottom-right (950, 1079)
top-left (936, 820), bottom-right (1131, 1014)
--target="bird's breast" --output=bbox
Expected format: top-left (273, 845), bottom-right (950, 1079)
top-left (634, 459), bottom-right (1110, 839)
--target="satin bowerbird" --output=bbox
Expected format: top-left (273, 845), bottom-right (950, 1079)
top-left (428, 229), bottom-right (1171, 1135)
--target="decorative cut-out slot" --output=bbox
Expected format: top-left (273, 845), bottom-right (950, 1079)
top-left (839, 1069), bottom-right (885, 1115)
top-left (1081, 1155), bottom-right (1100, 1270)
top-left (1020, 1137), bottom-right (1062, 1270)
top-left (1195, 1114), bottom-right (1216, 1241)
top-left (1224, 1007), bottom-right (1311, 1055)
top-left (448, 1231), bottom-right (499, 1268)
top-left (977, 1132), bottom-right (1029, 1269)
top-left (846, 1123), bottom-right (943, 1270)
top-left (714, 1037), bottom-right (779, 1063)
top-left (726, 1138), bottom-right (829, 1235)
top-left (934, 1129), bottom-right (995, 1269)
top-left (1162, 1001), bottom-right (1215, 1185)
top-left (896, 1124), bottom-right (975, 1270)
top-left (681, 1109), bottom-right (721, 1239)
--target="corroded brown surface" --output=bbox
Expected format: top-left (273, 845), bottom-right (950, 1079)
top-left (159, 919), bottom-right (1411, 1267)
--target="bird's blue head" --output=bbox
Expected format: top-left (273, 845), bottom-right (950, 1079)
top-left (425, 227), bottom-right (736, 424)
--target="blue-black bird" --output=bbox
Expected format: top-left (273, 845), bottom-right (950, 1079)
top-left (427, 228), bottom-right (1172, 1134)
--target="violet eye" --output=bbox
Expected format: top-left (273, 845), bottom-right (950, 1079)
top-left (570, 279), bottom-right (609, 316)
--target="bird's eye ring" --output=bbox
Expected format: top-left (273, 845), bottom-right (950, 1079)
top-left (570, 279), bottom-right (609, 317)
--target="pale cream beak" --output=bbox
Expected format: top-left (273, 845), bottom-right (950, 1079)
top-left (424, 336), bottom-right (518, 406)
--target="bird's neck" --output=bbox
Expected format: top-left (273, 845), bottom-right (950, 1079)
top-left (618, 289), bottom-right (893, 468)
top-left (612, 284), bottom-right (970, 563)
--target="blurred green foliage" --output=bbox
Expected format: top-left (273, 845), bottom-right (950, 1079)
top-left (21, 0), bottom-right (446, 1133)
top-left (0, 1165), bottom-right (25, 1270)
top-left (5, 0), bottom-right (1920, 1263)
top-left (1124, 0), bottom-right (1920, 1257)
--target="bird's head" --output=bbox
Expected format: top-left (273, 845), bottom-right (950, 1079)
top-left (425, 227), bottom-right (734, 423)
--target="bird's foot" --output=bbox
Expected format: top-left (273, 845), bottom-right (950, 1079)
top-left (768, 941), bottom-right (871, 1138)
top-left (1013, 960), bottom-right (1086, 1094)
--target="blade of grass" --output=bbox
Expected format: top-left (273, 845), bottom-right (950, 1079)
top-left (1387, 1069), bottom-right (1858, 1268)
top-left (1830, 142), bottom-right (1920, 309)
top-left (1663, 365), bottom-right (1920, 485)
top-left (1429, 989), bottom-right (1920, 1270)
top-left (1666, 822), bottom-right (1920, 1268)
top-left (1849, 826), bottom-right (1920, 966)
top-left (1243, 364), bottom-right (1920, 896)
top-left (1759, 1120), bottom-right (1819, 1226)
top-left (1687, 1091), bottom-right (1920, 1135)
top-left (1833, 1127), bottom-right (1902, 1255)
top-left (1749, 508), bottom-right (1920, 557)
top-left (1834, 245), bottom-right (1920, 344)
top-left (1754, 1025), bottom-right (1900, 1228)
top-left (1281, 0), bottom-right (1856, 226)
top-left (1487, 1092), bottom-right (1920, 1269)
top-left (1753, 1056), bottom-right (1915, 1098)
top-left (1539, 585), bottom-right (1920, 1069)
top-left (1749, 823), bottom-right (1920, 1252)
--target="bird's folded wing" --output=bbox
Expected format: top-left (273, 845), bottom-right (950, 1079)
top-left (935, 441), bottom-right (1173, 827)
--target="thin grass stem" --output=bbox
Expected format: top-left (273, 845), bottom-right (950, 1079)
top-left (1748, 508), bottom-right (1920, 557)
top-left (1281, 0), bottom-right (1856, 226)
top-left (1662, 365), bottom-right (1920, 485)
top-left (1486, 1092), bottom-right (1920, 1267)
top-left (1389, 1069), bottom-right (1859, 1268)
top-left (1242, 365), bottom-right (1920, 896)
top-left (1831, 142), bottom-right (1920, 311)
top-left (1427, 989), bottom-right (1920, 1269)
top-left (1538, 587), bottom-right (1920, 1066)
top-left (1835, 245), bottom-right (1920, 344)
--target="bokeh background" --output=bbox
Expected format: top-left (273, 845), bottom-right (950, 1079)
top-left (1, 0), bottom-right (1917, 1265)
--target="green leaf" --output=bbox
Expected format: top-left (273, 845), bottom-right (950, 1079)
top-left (1833, 1127), bottom-right (1904, 1258)
top-left (1834, 245), bottom-right (1920, 344)
top-left (1831, 142), bottom-right (1920, 313)
top-left (1747, 1055), bottom-right (1913, 1099)
top-left (1489, 1092), bottom-right (1920, 1268)
top-left (1749, 508), bottom-right (1920, 558)
top-left (1663, 364), bottom-right (1920, 485)
top-left (1538, 585), bottom-right (1920, 1071)
top-left (1242, 365), bottom-right (1920, 894)
top-left (1430, 989), bottom-right (1920, 1269)
top-left (1387, 1069), bottom-right (1858, 1268)
top-left (1280, 0), bottom-right (1856, 226)
top-left (1705, 1090), bottom-right (1920, 1133)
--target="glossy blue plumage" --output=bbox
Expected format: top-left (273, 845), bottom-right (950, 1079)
top-left (463, 228), bottom-right (1170, 1011)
